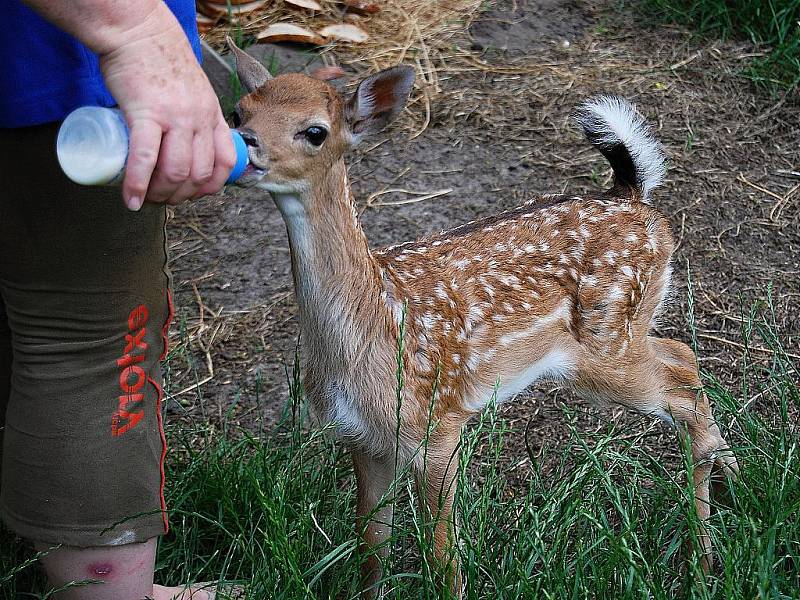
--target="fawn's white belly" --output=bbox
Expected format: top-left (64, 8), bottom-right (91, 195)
top-left (464, 348), bottom-right (576, 412)
top-left (316, 349), bottom-right (576, 445)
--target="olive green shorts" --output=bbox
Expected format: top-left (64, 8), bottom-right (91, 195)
top-left (0, 123), bottom-right (172, 547)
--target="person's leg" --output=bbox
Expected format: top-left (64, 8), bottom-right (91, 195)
top-left (34, 539), bottom-right (212, 600)
top-left (0, 123), bottom-right (211, 599)
top-left (35, 539), bottom-right (156, 599)
top-left (0, 296), bottom-right (11, 485)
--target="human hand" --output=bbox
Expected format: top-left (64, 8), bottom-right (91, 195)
top-left (98, 4), bottom-right (235, 210)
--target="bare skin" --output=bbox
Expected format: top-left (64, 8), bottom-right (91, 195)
top-left (16, 1), bottom-right (235, 597)
top-left (35, 540), bottom-right (212, 600)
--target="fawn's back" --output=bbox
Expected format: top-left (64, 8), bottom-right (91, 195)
top-left (353, 192), bottom-right (673, 452)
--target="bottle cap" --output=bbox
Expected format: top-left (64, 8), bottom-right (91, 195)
top-left (228, 130), bottom-right (249, 183)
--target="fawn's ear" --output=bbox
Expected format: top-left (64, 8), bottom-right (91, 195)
top-left (226, 36), bottom-right (272, 94)
top-left (344, 65), bottom-right (415, 142)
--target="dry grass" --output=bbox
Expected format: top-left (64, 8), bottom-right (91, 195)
top-left (202, 0), bottom-right (484, 133)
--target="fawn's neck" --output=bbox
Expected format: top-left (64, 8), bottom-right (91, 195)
top-left (271, 161), bottom-right (396, 367)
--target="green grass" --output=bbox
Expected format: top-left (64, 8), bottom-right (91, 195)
top-left (638, 0), bottom-right (800, 90)
top-left (2, 296), bottom-right (798, 599)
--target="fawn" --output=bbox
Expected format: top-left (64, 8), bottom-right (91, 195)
top-left (227, 39), bottom-right (738, 597)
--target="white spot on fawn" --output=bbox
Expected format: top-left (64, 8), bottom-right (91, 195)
top-left (498, 301), bottom-right (571, 348)
top-left (453, 258), bottom-right (470, 270)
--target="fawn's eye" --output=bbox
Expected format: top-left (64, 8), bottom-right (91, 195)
top-left (303, 126), bottom-right (328, 146)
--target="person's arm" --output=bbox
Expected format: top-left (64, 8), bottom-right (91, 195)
top-left (23, 0), bottom-right (236, 210)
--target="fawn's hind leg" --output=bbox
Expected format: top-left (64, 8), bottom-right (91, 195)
top-left (651, 338), bottom-right (739, 479)
top-left (649, 337), bottom-right (738, 572)
top-left (575, 336), bottom-right (737, 572)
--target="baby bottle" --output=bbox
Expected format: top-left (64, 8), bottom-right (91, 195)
top-left (56, 106), bottom-right (249, 186)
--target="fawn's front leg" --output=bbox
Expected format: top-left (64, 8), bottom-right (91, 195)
top-left (415, 434), bottom-right (463, 598)
top-left (352, 448), bottom-right (396, 599)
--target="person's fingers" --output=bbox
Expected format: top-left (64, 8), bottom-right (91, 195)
top-left (146, 126), bottom-right (193, 203)
top-left (194, 118), bottom-right (237, 198)
top-left (122, 120), bottom-right (162, 211)
top-left (168, 127), bottom-right (214, 204)
top-left (191, 127), bottom-right (215, 187)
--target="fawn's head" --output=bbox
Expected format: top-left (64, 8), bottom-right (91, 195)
top-left (227, 39), bottom-right (415, 197)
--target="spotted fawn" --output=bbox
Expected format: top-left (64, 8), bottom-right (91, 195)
top-left (228, 39), bottom-right (738, 597)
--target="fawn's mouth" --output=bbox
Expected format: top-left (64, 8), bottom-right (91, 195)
top-left (235, 145), bottom-right (269, 187)
top-left (234, 163), bottom-right (268, 188)
top-left (231, 128), bottom-right (269, 187)
top-left (247, 146), bottom-right (268, 170)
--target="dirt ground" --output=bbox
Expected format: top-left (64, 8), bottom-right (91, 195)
top-left (167, 0), bottom-right (799, 469)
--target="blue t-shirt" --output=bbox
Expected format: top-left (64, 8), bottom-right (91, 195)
top-left (0, 1), bottom-right (201, 128)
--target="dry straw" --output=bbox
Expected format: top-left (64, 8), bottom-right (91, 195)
top-left (201, 0), bottom-right (484, 132)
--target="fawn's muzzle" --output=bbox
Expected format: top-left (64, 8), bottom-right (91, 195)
top-left (238, 128), bottom-right (267, 166)
top-left (235, 127), bottom-right (269, 185)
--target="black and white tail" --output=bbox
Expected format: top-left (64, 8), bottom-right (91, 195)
top-left (575, 95), bottom-right (666, 203)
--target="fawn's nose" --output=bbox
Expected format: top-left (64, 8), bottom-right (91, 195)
top-left (237, 128), bottom-right (268, 170)
top-left (239, 128), bottom-right (259, 148)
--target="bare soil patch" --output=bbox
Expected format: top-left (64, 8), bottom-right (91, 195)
top-left (167, 0), bottom-right (799, 474)
top-left (470, 0), bottom-right (594, 53)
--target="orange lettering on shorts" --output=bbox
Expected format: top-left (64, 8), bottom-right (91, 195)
top-left (122, 327), bottom-right (147, 355)
top-left (128, 305), bottom-right (149, 330)
top-left (112, 393), bottom-right (145, 435)
top-left (112, 304), bottom-right (149, 436)
top-left (119, 365), bottom-right (146, 393)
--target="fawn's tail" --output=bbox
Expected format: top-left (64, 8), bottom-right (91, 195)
top-left (574, 95), bottom-right (666, 203)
